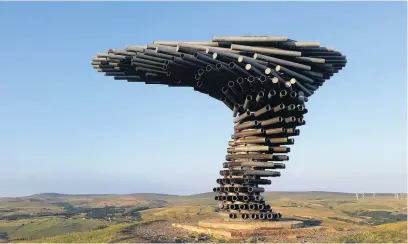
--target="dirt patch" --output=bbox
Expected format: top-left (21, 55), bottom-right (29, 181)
top-left (112, 221), bottom-right (201, 243)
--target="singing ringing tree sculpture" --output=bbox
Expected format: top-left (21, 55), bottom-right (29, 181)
top-left (91, 35), bottom-right (347, 221)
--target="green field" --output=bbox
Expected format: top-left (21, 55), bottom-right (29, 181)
top-left (0, 217), bottom-right (110, 241)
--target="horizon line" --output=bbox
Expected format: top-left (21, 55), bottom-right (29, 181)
top-left (1, 190), bottom-right (407, 199)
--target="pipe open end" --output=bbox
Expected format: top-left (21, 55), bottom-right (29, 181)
top-left (198, 69), bottom-right (205, 75)
top-left (248, 76), bottom-right (255, 82)
top-left (254, 121), bottom-right (259, 125)
top-left (280, 90), bottom-right (288, 96)
top-left (166, 72), bottom-right (171, 76)
top-left (265, 105), bottom-right (271, 111)
top-left (193, 52), bottom-right (199, 58)
top-left (279, 104), bottom-right (285, 109)
top-left (237, 77), bottom-right (243, 83)
top-left (278, 117), bottom-right (284, 122)
top-left (216, 63), bottom-right (223, 69)
top-left (259, 75), bottom-right (266, 82)
top-left (171, 56), bottom-right (176, 61)
top-left (258, 91), bottom-right (265, 97)
top-left (228, 81), bottom-right (235, 87)
top-left (246, 95), bottom-right (253, 101)
top-left (221, 87), bottom-right (228, 93)
top-left (228, 62), bottom-right (235, 69)
top-left (269, 90), bottom-right (277, 96)
top-left (290, 91), bottom-right (297, 97)
top-left (194, 74), bottom-right (201, 81)
top-left (206, 65), bottom-right (212, 72)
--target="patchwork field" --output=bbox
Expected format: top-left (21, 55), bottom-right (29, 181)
top-left (0, 192), bottom-right (406, 243)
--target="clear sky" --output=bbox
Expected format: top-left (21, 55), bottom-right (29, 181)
top-left (0, 1), bottom-right (406, 197)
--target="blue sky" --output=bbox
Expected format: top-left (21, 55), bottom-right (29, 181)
top-left (0, 2), bottom-right (406, 197)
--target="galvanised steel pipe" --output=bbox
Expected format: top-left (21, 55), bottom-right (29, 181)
top-left (212, 36), bottom-right (288, 42)
top-left (245, 64), bottom-right (265, 77)
top-left (234, 137), bottom-right (266, 144)
top-left (228, 62), bottom-right (252, 77)
top-left (133, 62), bottom-right (165, 71)
top-left (234, 120), bottom-right (259, 131)
top-left (254, 53), bottom-right (311, 70)
top-left (243, 170), bottom-right (282, 177)
top-left (228, 81), bottom-right (246, 101)
top-left (133, 57), bottom-right (166, 67)
top-left (231, 44), bottom-right (301, 57)
top-left (226, 154), bottom-right (283, 160)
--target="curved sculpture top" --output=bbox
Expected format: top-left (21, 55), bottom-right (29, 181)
top-left (91, 36), bottom-right (346, 221)
top-left (91, 35), bottom-right (346, 114)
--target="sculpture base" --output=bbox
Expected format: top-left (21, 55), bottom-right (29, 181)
top-left (172, 218), bottom-right (304, 240)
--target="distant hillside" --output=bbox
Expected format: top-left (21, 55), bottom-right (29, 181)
top-left (1, 191), bottom-right (403, 212)
top-left (0, 191), bottom-right (388, 204)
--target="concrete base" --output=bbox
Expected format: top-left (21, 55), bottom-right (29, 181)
top-left (172, 218), bottom-right (305, 240)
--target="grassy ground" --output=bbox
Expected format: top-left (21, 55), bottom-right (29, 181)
top-left (32, 223), bottom-right (131, 243)
top-left (1, 192), bottom-right (406, 243)
top-left (0, 217), bottom-right (110, 241)
top-left (337, 221), bottom-right (407, 243)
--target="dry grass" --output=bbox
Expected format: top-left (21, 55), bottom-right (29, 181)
top-left (337, 221), bottom-right (407, 243)
top-left (32, 223), bottom-right (130, 243)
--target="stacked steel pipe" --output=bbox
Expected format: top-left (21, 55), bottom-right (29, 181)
top-left (92, 36), bottom-right (346, 221)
